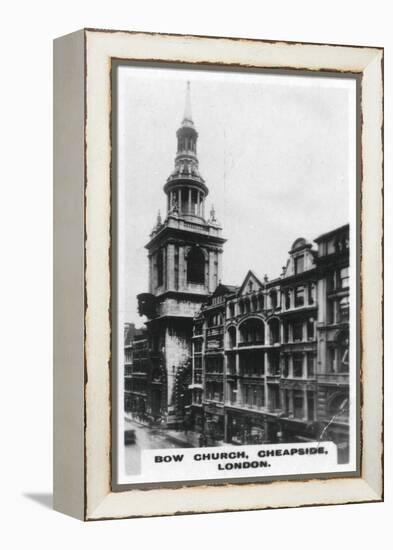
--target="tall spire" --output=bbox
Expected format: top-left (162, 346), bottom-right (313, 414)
top-left (182, 81), bottom-right (194, 127)
top-left (163, 80), bottom-right (209, 222)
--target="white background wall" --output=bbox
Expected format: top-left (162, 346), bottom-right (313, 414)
top-left (0, 1), bottom-right (391, 548)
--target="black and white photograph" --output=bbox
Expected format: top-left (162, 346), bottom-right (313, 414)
top-left (114, 64), bottom-right (357, 486)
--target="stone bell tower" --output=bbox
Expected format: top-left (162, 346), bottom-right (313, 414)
top-left (138, 82), bottom-right (226, 425)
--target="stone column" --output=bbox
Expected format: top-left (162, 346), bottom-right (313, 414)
top-left (217, 250), bottom-right (223, 286)
top-left (188, 188), bottom-right (191, 214)
top-left (317, 278), bottom-right (326, 323)
top-left (223, 353), bottom-right (228, 402)
top-left (167, 243), bottom-right (175, 290)
top-left (289, 390), bottom-right (294, 417)
top-left (163, 246), bottom-right (167, 289)
top-left (208, 249), bottom-right (215, 292)
top-left (214, 251), bottom-right (218, 289)
top-left (303, 387), bottom-right (308, 420)
top-left (280, 388), bottom-right (285, 414)
top-left (235, 353), bottom-right (240, 405)
top-left (265, 350), bottom-right (270, 376)
top-left (266, 321), bottom-right (270, 345)
top-left (179, 246), bottom-right (186, 290)
top-left (148, 254), bottom-right (153, 293)
top-left (224, 408), bottom-right (229, 443)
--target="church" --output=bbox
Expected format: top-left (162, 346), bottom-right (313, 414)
top-left (136, 83), bottom-right (226, 426)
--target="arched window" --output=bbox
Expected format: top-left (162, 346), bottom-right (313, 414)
top-left (239, 319), bottom-right (265, 346)
top-left (187, 247), bottom-right (205, 284)
top-left (157, 249), bottom-right (164, 287)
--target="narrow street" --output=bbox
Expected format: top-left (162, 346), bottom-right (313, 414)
top-left (124, 417), bottom-right (193, 475)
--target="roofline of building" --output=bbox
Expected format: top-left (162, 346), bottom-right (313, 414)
top-left (314, 223), bottom-right (350, 243)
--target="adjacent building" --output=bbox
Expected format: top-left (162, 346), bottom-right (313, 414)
top-left (124, 327), bottom-right (149, 416)
top-left (191, 284), bottom-right (238, 443)
top-left (187, 225), bottom-right (350, 461)
top-left (314, 224), bottom-right (350, 461)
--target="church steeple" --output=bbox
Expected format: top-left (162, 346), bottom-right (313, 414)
top-left (164, 82), bottom-right (209, 221)
top-left (138, 81), bottom-right (226, 426)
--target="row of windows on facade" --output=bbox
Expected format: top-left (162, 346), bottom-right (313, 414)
top-left (318, 234), bottom-right (349, 256)
top-left (226, 350), bottom-right (280, 375)
top-left (124, 349), bottom-right (148, 364)
top-left (327, 267), bottom-right (349, 291)
top-left (125, 379), bottom-right (147, 393)
top-left (195, 298), bottom-right (348, 348)
top-left (203, 351), bottom-right (316, 378)
top-left (327, 296), bottom-right (350, 324)
top-left (196, 332), bottom-right (348, 380)
top-left (201, 387), bottom-right (349, 423)
top-left (227, 283), bottom-right (316, 317)
top-left (207, 317), bottom-right (314, 348)
top-left (226, 384), bottom-right (282, 415)
top-left (211, 267), bottom-right (348, 319)
top-left (204, 383), bottom-right (317, 421)
top-left (193, 324), bottom-right (311, 351)
top-left (194, 274), bottom-right (349, 337)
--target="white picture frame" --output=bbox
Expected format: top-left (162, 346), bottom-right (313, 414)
top-left (53, 28), bottom-right (383, 520)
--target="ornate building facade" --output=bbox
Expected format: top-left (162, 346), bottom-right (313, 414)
top-left (314, 225), bottom-right (350, 460)
top-left (189, 225), bottom-right (350, 462)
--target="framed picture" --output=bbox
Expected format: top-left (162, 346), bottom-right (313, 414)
top-left (53, 29), bottom-right (383, 520)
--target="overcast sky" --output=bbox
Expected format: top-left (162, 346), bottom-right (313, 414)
top-left (117, 65), bottom-right (356, 326)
